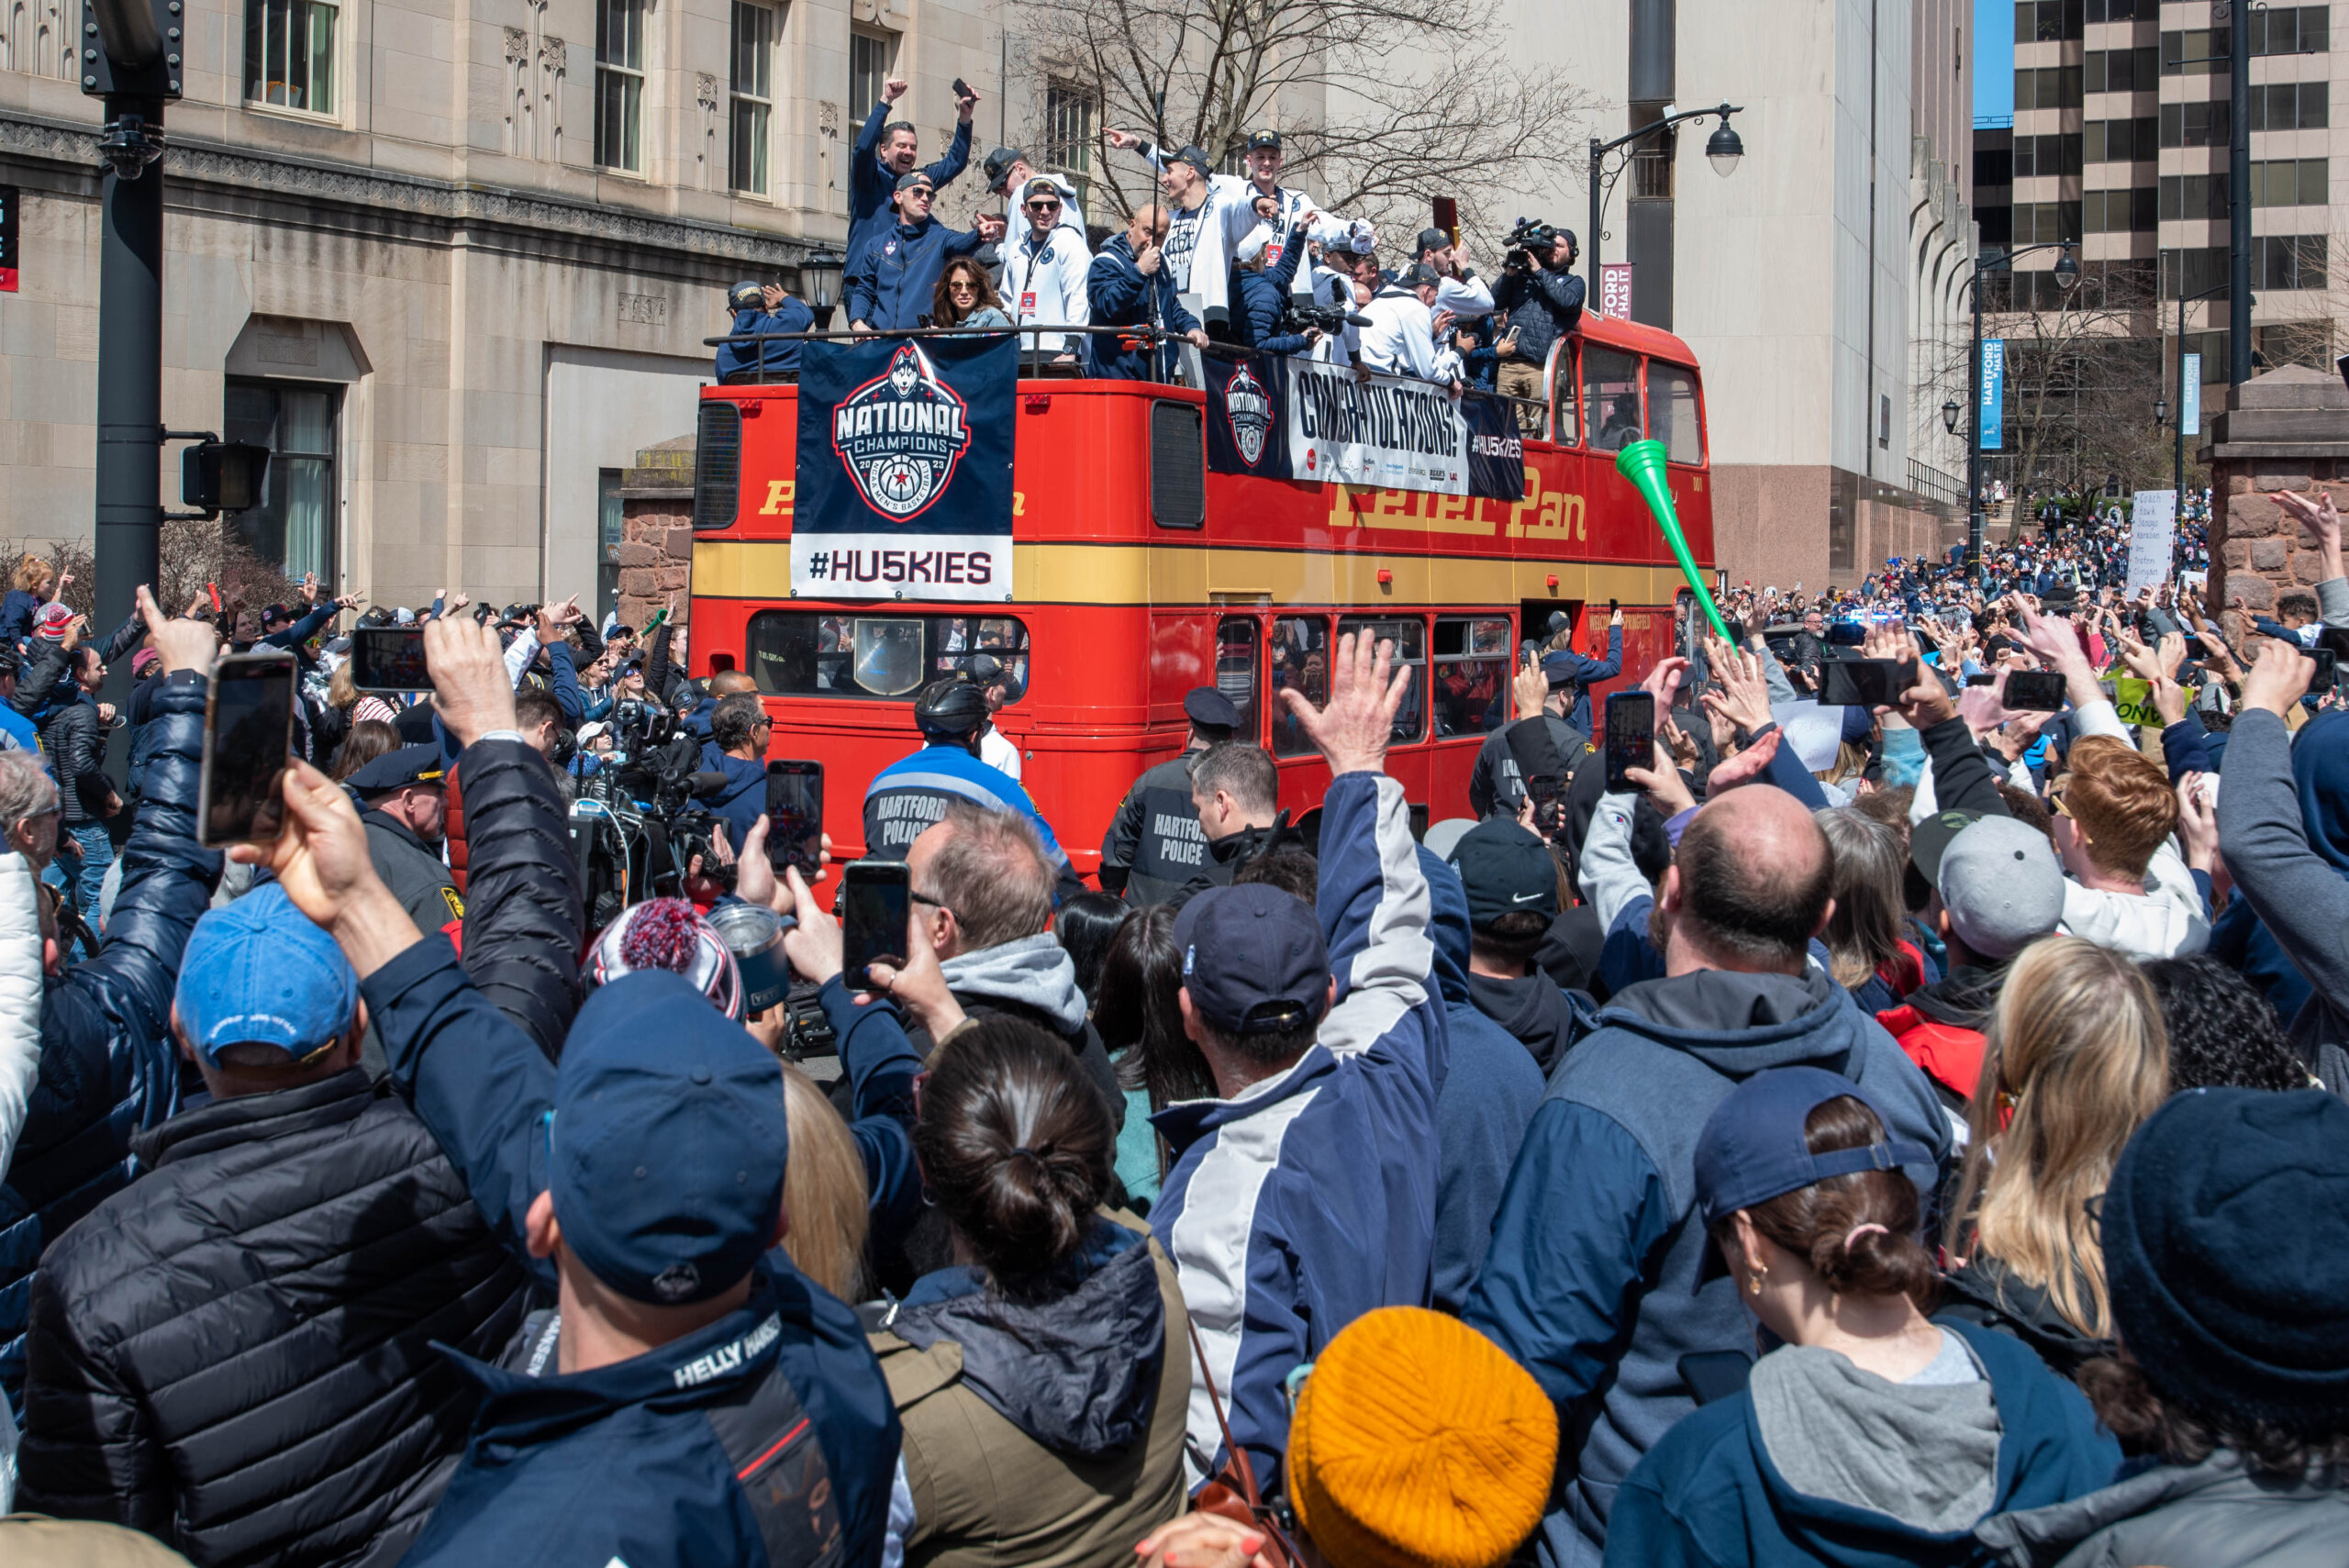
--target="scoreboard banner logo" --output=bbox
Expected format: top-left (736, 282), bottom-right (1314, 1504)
top-left (795, 333), bottom-right (1017, 602)
top-left (1204, 351), bottom-right (1524, 502)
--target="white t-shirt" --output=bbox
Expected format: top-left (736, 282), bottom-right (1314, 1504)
top-left (979, 725), bottom-right (1022, 780)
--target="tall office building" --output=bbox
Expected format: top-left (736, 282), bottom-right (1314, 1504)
top-left (1992, 0), bottom-right (2343, 491)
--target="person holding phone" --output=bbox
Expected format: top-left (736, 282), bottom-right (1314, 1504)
top-left (0, 588), bottom-right (218, 1410)
top-left (847, 72), bottom-right (977, 261)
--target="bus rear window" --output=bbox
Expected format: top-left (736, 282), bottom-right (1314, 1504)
top-left (745, 611), bottom-right (1030, 701)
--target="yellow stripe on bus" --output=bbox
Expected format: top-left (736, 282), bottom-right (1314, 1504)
top-left (690, 539), bottom-right (1689, 608)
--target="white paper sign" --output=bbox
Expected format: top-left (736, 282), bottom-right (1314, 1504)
top-left (2125, 490), bottom-right (2178, 593)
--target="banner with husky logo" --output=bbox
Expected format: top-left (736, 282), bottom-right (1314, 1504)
top-left (794, 334), bottom-right (1018, 601)
top-left (1203, 351), bottom-right (1524, 501)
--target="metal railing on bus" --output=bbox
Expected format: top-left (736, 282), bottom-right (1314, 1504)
top-left (700, 321), bottom-right (1553, 438)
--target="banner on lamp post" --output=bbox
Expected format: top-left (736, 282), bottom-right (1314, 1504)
top-left (1599, 262), bottom-right (1633, 318)
top-left (2181, 353), bottom-right (2201, 436)
top-left (1979, 339), bottom-right (2005, 451)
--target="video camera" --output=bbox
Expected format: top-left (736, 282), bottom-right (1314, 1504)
top-left (1504, 217), bottom-right (1569, 271)
top-left (1283, 300), bottom-right (1373, 338)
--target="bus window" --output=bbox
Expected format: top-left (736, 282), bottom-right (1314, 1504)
top-left (1651, 362), bottom-right (1705, 464)
top-left (1551, 342), bottom-right (1581, 446)
top-left (1339, 616), bottom-right (1426, 744)
top-left (1215, 617), bottom-right (1261, 741)
top-left (1431, 615), bottom-right (1511, 737)
top-left (1270, 616), bottom-right (1330, 758)
top-left (744, 610), bottom-right (1030, 701)
top-left (1584, 346), bottom-right (1643, 451)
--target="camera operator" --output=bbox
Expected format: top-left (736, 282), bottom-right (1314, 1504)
top-left (714, 281), bottom-right (814, 384)
top-left (1492, 220), bottom-right (1584, 422)
top-left (1230, 211), bottom-right (1328, 357)
top-left (1306, 236), bottom-right (1379, 368)
top-left (1358, 262), bottom-right (1458, 388)
top-left (1413, 228), bottom-right (1496, 320)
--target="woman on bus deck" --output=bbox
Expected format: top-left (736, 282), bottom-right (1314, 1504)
top-left (859, 919), bottom-right (1190, 1568)
top-left (1939, 937), bottom-right (2168, 1380)
top-left (933, 258), bottom-right (1013, 331)
top-left (1603, 1068), bottom-right (2119, 1567)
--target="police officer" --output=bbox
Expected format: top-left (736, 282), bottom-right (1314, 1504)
top-left (1097, 686), bottom-right (1239, 905)
top-left (863, 675), bottom-right (1078, 894)
top-left (347, 743), bottom-right (463, 944)
top-left (1466, 623), bottom-right (1625, 819)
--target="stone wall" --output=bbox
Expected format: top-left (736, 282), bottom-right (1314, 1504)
top-left (616, 436), bottom-right (696, 638)
top-left (2199, 365), bottom-right (2349, 625)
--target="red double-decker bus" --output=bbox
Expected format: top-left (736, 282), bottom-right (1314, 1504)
top-left (685, 315), bottom-right (1714, 884)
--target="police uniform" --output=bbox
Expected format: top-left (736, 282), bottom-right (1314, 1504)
top-left (350, 744), bottom-right (465, 945)
top-left (1098, 688), bottom-right (1239, 906)
top-left (1467, 714), bottom-right (1590, 820)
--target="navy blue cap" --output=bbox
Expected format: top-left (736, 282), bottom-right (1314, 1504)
top-left (1173, 144), bottom-right (1214, 178)
top-left (346, 743), bottom-right (445, 796)
top-left (1173, 883), bottom-right (1329, 1036)
top-left (551, 972), bottom-right (790, 1305)
top-left (1446, 817), bottom-right (1557, 927)
top-left (1185, 686), bottom-right (1241, 731)
top-left (1540, 651), bottom-right (1588, 689)
top-left (1693, 1067), bottom-right (1932, 1231)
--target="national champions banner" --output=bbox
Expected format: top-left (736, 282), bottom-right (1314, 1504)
top-left (1204, 352), bottom-right (1526, 500)
top-left (793, 334), bottom-right (1017, 601)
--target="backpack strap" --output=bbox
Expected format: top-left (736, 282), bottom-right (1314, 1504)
top-left (703, 1362), bottom-right (846, 1568)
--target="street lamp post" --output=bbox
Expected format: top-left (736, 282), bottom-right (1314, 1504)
top-left (1586, 103), bottom-right (1744, 309)
top-left (1959, 241), bottom-right (2079, 578)
top-left (2161, 278), bottom-right (2233, 519)
top-left (799, 249), bottom-right (844, 329)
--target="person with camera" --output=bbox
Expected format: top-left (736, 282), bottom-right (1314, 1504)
top-left (1229, 209), bottom-right (1327, 358)
top-left (715, 280), bottom-right (814, 384)
top-left (1084, 205), bottom-right (1211, 382)
top-left (1491, 221), bottom-right (1585, 424)
top-left (849, 72), bottom-right (978, 261)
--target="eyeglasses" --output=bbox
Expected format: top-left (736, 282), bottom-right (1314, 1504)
top-left (948, 280), bottom-right (978, 295)
top-left (910, 889), bottom-right (952, 916)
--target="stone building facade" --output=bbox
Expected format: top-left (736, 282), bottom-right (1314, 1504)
top-left (0, 0), bottom-right (996, 616)
top-left (2199, 362), bottom-right (2349, 620)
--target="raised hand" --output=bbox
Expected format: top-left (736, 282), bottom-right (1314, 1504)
top-left (425, 611), bottom-right (518, 748)
top-left (231, 759), bottom-right (417, 977)
top-left (1625, 734), bottom-right (1695, 816)
top-left (2240, 636), bottom-right (2315, 718)
top-left (1512, 652), bottom-right (1548, 720)
top-left (139, 584), bottom-right (217, 673)
top-left (1704, 726), bottom-right (1783, 794)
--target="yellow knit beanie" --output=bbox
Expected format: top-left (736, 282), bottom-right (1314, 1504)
top-left (1288, 1307), bottom-right (1559, 1568)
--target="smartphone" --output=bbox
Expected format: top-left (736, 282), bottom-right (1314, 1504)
top-left (1603, 691), bottom-right (1654, 793)
top-left (1525, 773), bottom-right (1564, 837)
top-left (952, 76), bottom-right (972, 98)
top-left (764, 760), bottom-right (823, 877)
top-left (841, 860), bottom-right (911, 992)
top-left (2312, 647), bottom-right (2340, 693)
top-left (1965, 673), bottom-right (1997, 688)
top-left (199, 649), bottom-right (296, 848)
top-left (2002, 669), bottom-right (2068, 712)
top-left (1608, 597), bottom-right (1619, 614)
top-left (1820, 658), bottom-right (1917, 707)
top-left (350, 625), bottom-right (429, 692)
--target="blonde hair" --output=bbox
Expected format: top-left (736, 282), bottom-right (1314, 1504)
top-left (328, 661), bottom-right (359, 710)
top-left (13, 553), bottom-right (51, 595)
top-left (1949, 936), bottom-right (2167, 1337)
top-left (780, 1062), bottom-right (869, 1302)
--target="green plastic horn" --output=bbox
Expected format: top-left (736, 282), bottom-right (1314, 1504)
top-left (1615, 438), bottom-right (1731, 642)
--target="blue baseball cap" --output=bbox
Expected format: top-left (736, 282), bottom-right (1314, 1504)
top-left (1173, 883), bottom-right (1330, 1037)
top-left (550, 972), bottom-right (790, 1306)
top-left (173, 882), bottom-right (359, 1064)
top-left (1692, 1067), bottom-right (1933, 1231)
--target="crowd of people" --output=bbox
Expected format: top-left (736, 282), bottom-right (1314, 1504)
top-left (0, 473), bottom-right (2345, 1568)
top-left (717, 86), bottom-right (1582, 404)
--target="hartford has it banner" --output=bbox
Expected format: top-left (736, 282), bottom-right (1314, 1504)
top-left (1205, 352), bottom-right (1525, 501)
top-left (794, 335), bottom-right (1017, 600)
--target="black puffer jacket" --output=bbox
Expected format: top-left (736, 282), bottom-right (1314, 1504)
top-left (13, 740), bottom-right (583, 1566)
top-left (454, 740), bottom-right (584, 1062)
top-left (0, 669), bottom-right (217, 1402)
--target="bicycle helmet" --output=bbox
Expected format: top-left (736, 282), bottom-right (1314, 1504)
top-left (582, 897), bottom-right (744, 1020)
top-left (914, 676), bottom-right (990, 743)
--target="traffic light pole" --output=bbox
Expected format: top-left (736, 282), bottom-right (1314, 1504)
top-left (95, 98), bottom-right (164, 700)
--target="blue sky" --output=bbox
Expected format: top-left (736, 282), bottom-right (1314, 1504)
top-left (1976, 0), bottom-right (2014, 118)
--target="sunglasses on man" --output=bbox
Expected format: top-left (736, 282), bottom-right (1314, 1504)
top-left (1027, 199), bottom-right (1062, 214)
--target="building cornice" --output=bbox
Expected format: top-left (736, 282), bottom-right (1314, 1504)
top-left (0, 110), bottom-right (818, 274)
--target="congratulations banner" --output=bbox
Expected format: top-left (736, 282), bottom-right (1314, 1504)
top-left (1204, 352), bottom-right (1526, 501)
top-left (793, 334), bottom-right (1018, 601)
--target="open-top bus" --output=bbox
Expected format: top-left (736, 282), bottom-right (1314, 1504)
top-left (684, 315), bottom-right (1714, 884)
